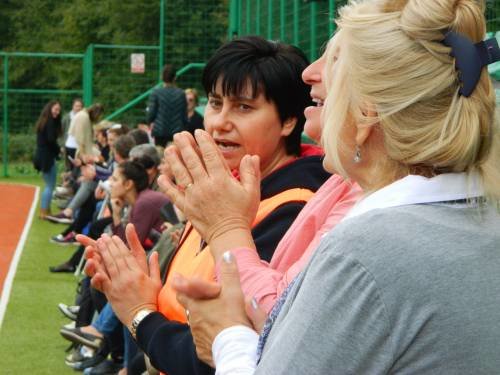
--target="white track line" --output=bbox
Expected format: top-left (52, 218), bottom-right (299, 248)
top-left (0, 185), bottom-right (39, 330)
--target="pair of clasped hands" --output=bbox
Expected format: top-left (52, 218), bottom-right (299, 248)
top-left (78, 129), bottom-right (267, 366)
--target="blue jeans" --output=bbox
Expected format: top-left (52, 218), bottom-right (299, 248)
top-left (92, 302), bottom-right (121, 335)
top-left (41, 163), bottom-right (57, 210)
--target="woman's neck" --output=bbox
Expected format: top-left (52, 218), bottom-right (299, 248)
top-left (260, 150), bottom-right (297, 180)
top-left (124, 190), bottom-right (139, 207)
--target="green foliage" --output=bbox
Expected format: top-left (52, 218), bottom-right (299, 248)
top-left (0, 133), bottom-right (37, 163)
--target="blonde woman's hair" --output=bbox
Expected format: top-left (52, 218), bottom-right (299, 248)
top-left (322, 0), bottom-right (500, 199)
top-left (185, 88), bottom-right (199, 105)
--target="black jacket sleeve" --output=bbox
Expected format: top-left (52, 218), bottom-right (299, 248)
top-left (135, 202), bottom-right (307, 375)
top-left (136, 313), bottom-right (214, 375)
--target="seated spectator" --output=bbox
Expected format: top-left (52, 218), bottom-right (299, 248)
top-left (60, 159), bottom-right (171, 372)
top-left (128, 128), bottom-right (151, 146)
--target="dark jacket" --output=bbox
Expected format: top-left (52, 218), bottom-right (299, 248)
top-left (147, 86), bottom-right (188, 140)
top-left (185, 111), bottom-right (204, 135)
top-left (34, 117), bottom-right (61, 172)
top-left (136, 145), bottom-right (330, 375)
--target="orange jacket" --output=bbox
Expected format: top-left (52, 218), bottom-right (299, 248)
top-left (157, 188), bottom-right (315, 323)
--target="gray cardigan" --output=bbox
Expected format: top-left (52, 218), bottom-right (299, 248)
top-left (256, 202), bottom-right (500, 374)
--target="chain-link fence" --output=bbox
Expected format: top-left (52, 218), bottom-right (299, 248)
top-left (90, 44), bottom-right (161, 126)
top-left (0, 52), bottom-right (84, 176)
top-left (233, 0), bottom-right (346, 62)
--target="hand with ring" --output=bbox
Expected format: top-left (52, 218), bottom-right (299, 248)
top-left (159, 130), bottom-right (262, 262)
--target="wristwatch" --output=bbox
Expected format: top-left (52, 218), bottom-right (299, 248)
top-left (130, 309), bottom-right (155, 340)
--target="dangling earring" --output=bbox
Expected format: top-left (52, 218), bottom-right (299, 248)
top-left (353, 145), bottom-right (362, 163)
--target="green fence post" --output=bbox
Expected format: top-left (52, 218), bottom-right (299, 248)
top-left (2, 55), bottom-right (8, 177)
top-left (310, 1), bottom-right (318, 61)
top-left (280, 0), bottom-right (286, 41)
top-left (256, 0), bottom-right (261, 35)
top-left (229, 0), bottom-right (239, 38)
top-left (246, 0), bottom-right (251, 34)
top-left (267, 0), bottom-right (273, 40)
top-left (83, 44), bottom-right (94, 106)
top-left (293, 0), bottom-right (299, 46)
top-left (329, 0), bottom-right (336, 37)
top-left (159, 0), bottom-right (165, 80)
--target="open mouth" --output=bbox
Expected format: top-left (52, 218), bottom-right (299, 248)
top-left (312, 98), bottom-right (324, 107)
top-left (215, 139), bottom-right (240, 151)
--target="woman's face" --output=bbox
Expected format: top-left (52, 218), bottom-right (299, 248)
top-left (51, 103), bottom-right (61, 119)
top-left (109, 168), bottom-right (129, 199)
top-left (320, 37), bottom-right (357, 174)
top-left (186, 92), bottom-right (196, 112)
top-left (302, 52), bottom-right (326, 143)
top-left (204, 80), bottom-right (293, 177)
top-left (72, 101), bottom-right (83, 113)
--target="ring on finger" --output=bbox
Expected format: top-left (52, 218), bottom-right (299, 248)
top-left (185, 183), bottom-right (194, 190)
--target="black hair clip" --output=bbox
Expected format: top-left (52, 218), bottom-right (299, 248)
top-left (443, 31), bottom-right (500, 97)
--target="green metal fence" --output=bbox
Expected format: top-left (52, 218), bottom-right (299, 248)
top-left (231, 0), bottom-right (347, 61)
top-left (0, 52), bottom-right (84, 176)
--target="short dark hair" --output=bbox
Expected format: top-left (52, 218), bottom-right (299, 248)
top-left (202, 36), bottom-right (311, 156)
top-left (162, 64), bottom-right (176, 83)
top-left (113, 135), bottom-right (136, 160)
top-left (129, 128), bottom-right (150, 145)
top-left (129, 144), bottom-right (161, 167)
top-left (119, 160), bottom-right (149, 192)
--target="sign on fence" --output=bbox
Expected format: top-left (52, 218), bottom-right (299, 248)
top-left (131, 53), bottom-right (145, 73)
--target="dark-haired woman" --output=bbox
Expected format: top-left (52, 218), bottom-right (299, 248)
top-left (109, 160), bottom-right (169, 245)
top-left (34, 100), bottom-right (62, 219)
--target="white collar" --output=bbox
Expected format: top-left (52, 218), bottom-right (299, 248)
top-left (344, 172), bottom-right (484, 220)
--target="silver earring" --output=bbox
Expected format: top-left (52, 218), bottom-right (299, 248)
top-left (353, 145), bottom-right (362, 163)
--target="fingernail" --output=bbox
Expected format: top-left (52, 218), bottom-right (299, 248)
top-left (251, 297), bottom-right (259, 310)
top-left (222, 251), bottom-right (233, 264)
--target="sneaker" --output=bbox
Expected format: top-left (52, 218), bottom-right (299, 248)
top-left (66, 351), bottom-right (105, 371)
top-left (84, 359), bottom-right (124, 375)
top-left (60, 326), bottom-right (104, 350)
top-left (62, 321), bottom-right (76, 330)
top-left (46, 212), bottom-right (74, 224)
top-left (50, 232), bottom-right (78, 245)
top-left (54, 186), bottom-right (74, 200)
top-left (49, 262), bottom-right (76, 273)
top-left (58, 303), bottom-right (80, 321)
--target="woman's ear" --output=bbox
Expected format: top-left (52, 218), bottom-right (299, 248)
top-left (281, 117), bottom-right (298, 137)
top-left (355, 107), bottom-right (378, 147)
top-left (124, 179), bottom-right (134, 191)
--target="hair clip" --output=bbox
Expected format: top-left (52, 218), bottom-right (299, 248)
top-left (443, 31), bottom-right (500, 97)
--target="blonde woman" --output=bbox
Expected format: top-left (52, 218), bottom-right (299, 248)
top-left (159, 0), bottom-right (500, 373)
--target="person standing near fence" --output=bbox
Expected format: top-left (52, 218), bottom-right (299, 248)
top-left (147, 65), bottom-right (188, 147)
top-left (34, 100), bottom-right (62, 219)
top-left (62, 98), bottom-right (84, 170)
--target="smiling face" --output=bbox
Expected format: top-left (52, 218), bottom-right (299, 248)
top-left (204, 80), bottom-right (296, 178)
top-left (302, 53), bottom-right (326, 142)
top-left (51, 103), bottom-right (61, 119)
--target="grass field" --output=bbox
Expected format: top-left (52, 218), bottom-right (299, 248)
top-left (0, 174), bottom-right (81, 374)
